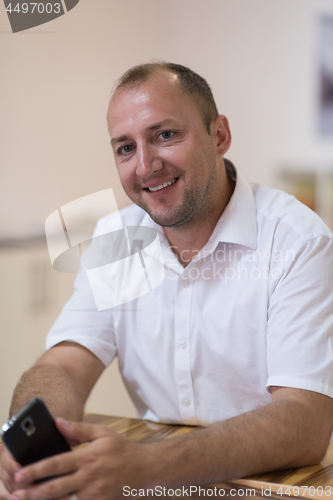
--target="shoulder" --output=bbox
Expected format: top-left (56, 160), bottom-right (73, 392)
top-left (251, 183), bottom-right (333, 244)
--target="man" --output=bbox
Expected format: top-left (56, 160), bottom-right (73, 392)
top-left (1, 62), bottom-right (333, 500)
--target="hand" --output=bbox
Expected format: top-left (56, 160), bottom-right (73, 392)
top-left (0, 444), bottom-right (22, 496)
top-left (0, 478), bottom-right (12, 500)
top-left (11, 418), bottom-right (156, 500)
top-left (0, 479), bottom-right (12, 500)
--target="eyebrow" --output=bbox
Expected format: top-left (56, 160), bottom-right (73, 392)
top-left (110, 119), bottom-right (179, 146)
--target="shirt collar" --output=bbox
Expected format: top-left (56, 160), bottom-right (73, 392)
top-left (208, 159), bottom-right (257, 251)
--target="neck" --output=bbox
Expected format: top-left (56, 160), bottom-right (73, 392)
top-left (164, 165), bottom-right (235, 267)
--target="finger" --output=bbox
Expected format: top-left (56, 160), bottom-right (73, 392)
top-left (0, 478), bottom-right (12, 500)
top-left (0, 446), bottom-right (21, 493)
top-left (12, 472), bottom-right (81, 500)
top-left (55, 418), bottom-right (107, 444)
top-left (0, 466), bottom-right (19, 494)
top-left (0, 460), bottom-right (19, 493)
top-left (62, 437), bottom-right (80, 448)
top-left (14, 450), bottom-right (77, 487)
top-left (0, 445), bottom-right (21, 474)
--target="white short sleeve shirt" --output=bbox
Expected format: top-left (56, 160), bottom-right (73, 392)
top-left (46, 164), bottom-right (333, 426)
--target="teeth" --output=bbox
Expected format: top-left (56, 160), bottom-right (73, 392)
top-left (148, 178), bottom-right (177, 192)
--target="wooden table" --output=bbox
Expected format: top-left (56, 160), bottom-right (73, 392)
top-left (84, 413), bottom-right (333, 500)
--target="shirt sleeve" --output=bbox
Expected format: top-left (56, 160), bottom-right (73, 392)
top-left (266, 234), bottom-right (333, 397)
top-left (45, 269), bottom-right (117, 367)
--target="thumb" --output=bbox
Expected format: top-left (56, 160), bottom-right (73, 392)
top-left (55, 418), bottom-right (105, 444)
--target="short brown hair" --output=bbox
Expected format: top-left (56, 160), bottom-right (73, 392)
top-left (113, 62), bottom-right (219, 133)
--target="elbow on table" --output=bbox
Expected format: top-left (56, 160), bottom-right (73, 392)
top-left (297, 431), bottom-right (332, 467)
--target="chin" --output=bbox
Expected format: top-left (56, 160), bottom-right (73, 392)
top-left (134, 195), bottom-right (193, 227)
top-left (147, 209), bottom-right (193, 228)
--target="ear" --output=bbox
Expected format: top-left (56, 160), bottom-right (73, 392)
top-left (212, 115), bottom-right (232, 157)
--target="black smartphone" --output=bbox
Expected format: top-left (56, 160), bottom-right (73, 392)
top-left (1, 398), bottom-right (71, 467)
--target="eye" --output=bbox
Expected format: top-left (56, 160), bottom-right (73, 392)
top-left (119, 144), bottom-right (133, 154)
top-left (160, 131), bottom-right (174, 140)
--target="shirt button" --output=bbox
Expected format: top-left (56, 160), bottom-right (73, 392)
top-left (179, 339), bottom-right (187, 349)
top-left (182, 279), bottom-right (190, 288)
top-left (182, 398), bottom-right (191, 406)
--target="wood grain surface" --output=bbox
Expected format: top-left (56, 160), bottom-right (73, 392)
top-left (83, 414), bottom-right (333, 500)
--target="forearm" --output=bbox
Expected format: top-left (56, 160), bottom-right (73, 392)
top-left (6, 391), bottom-right (332, 500)
top-left (9, 363), bottom-right (85, 421)
top-left (147, 396), bottom-right (331, 488)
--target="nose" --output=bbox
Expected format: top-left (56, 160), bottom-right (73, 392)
top-left (136, 142), bottom-right (163, 178)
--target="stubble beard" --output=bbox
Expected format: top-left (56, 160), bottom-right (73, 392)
top-left (140, 184), bottom-right (203, 228)
top-left (134, 153), bottom-right (220, 229)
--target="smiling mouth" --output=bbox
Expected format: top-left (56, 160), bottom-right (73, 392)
top-left (144, 178), bottom-right (178, 192)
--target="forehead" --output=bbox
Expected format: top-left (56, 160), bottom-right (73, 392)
top-left (107, 72), bottom-right (202, 133)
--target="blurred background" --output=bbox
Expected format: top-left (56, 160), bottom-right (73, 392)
top-left (1, 0), bottom-right (333, 425)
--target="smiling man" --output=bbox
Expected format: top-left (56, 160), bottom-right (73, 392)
top-left (1, 62), bottom-right (333, 500)
top-left (108, 67), bottom-right (234, 267)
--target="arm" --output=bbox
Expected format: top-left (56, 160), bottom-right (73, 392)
top-left (9, 386), bottom-right (333, 500)
top-left (9, 341), bottom-right (105, 420)
top-left (0, 341), bottom-right (104, 497)
top-left (150, 386), bottom-right (333, 485)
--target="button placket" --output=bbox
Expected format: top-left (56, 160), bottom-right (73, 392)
top-left (174, 276), bottom-right (197, 424)
top-left (182, 279), bottom-right (190, 288)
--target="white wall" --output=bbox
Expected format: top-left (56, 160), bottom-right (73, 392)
top-left (1, 0), bottom-right (333, 239)
top-left (1, 0), bottom-right (333, 421)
